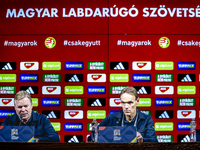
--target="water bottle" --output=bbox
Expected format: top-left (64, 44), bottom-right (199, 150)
top-left (91, 119), bottom-right (98, 143)
top-left (190, 119), bottom-right (196, 142)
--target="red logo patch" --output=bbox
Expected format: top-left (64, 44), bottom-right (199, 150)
top-left (91, 75), bottom-right (102, 81)
top-left (159, 87), bottom-right (169, 93)
top-left (24, 63), bottom-right (35, 69)
top-left (181, 111), bottom-right (192, 117)
top-left (69, 111), bottom-right (79, 117)
top-left (2, 99), bottom-right (12, 105)
top-left (137, 63), bottom-right (147, 68)
top-left (46, 87), bottom-right (57, 93)
top-left (114, 99), bottom-right (121, 105)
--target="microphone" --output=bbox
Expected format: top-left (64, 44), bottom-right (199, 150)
top-left (19, 114), bottom-right (23, 126)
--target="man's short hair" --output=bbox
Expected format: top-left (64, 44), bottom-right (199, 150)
top-left (120, 86), bottom-right (139, 100)
top-left (14, 91), bottom-right (32, 104)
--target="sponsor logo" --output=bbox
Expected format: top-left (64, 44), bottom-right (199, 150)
top-left (64, 110), bottom-right (83, 119)
top-left (178, 74), bottom-right (195, 82)
top-left (132, 74), bottom-right (151, 82)
top-left (42, 98), bottom-right (60, 107)
top-left (155, 98), bottom-right (173, 107)
top-left (109, 98), bottom-right (121, 107)
top-left (42, 74), bottom-right (61, 82)
top-left (87, 98), bottom-right (106, 107)
top-left (141, 110), bottom-right (151, 116)
top-left (110, 62), bottom-right (128, 70)
top-left (178, 98), bottom-right (195, 106)
top-left (177, 86), bottom-right (196, 94)
top-left (155, 86), bottom-right (174, 95)
top-left (20, 74), bottom-right (38, 82)
top-left (42, 62), bottom-right (61, 70)
top-left (155, 122), bottom-right (173, 131)
top-left (0, 86), bottom-right (16, 94)
top-left (157, 135), bottom-right (173, 143)
top-left (110, 74), bottom-right (129, 82)
top-left (0, 74), bottom-right (16, 82)
top-left (0, 62), bottom-right (16, 70)
top-left (45, 37), bottom-right (56, 48)
top-left (177, 62), bottom-right (195, 70)
top-left (177, 135), bottom-right (190, 142)
top-left (155, 110), bottom-right (173, 119)
top-left (0, 110), bottom-right (15, 118)
top-left (159, 37), bottom-right (170, 48)
top-left (20, 62), bottom-right (39, 70)
top-left (51, 122), bottom-right (60, 131)
top-left (88, 62), bottom-right (106, 70)
top-left (65, 98), bottom-right (83, 107)
top-left (134, 86), bottom-right (151, 94)
top-left (20, 86), bottom-right (38, 94)
top-left (65, 74), bottom-right (83, 82)
top-left (0, 98), bottom-right (14, 106)
top-left (155, 74), bottom-right (173, 82)
top-left (87, 74), bottom-right (106, 82)
top-left (132, 61), bottom-right (151, 70)
top-left (110, 86), bottom-right (126, 94)
top-left (32, 98), bottom-right (38, 107)
top-left (65, 86), bottom-right (84, 95)
top-left (177, 110), bottom-right (196, 119)
top-left (155, 62), bottom-right (174, 70)
top-left (42, 110), bottom-right (60, 119)
top-left (87, 86), bottom-right (106, 94)
top-left (65, 62), bottom-right (83, 70)
top-left (64, 123), bottom-right (83, 131)
top-left (177, 122), bottom-right (191, 131)
top-left (87, 110), bottom-right (106, 119)
top-left (42, 86), bottom-right (61, 95)
top-left (137, 98), bottom-right (151, 107)
top-left (65, 135), bottom-right (83, 143)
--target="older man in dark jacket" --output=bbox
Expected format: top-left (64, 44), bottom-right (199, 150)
top-left (1, 90), bottom-right (59, 142)
top-left (99, 87), bottom-right (158, 143)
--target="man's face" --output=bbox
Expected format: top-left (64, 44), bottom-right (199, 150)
top-left (121, 93), bottom-right (139, 117)
top-left (14, 97), bottom-right (33, 123)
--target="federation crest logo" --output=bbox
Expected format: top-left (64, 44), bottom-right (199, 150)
top-left (45, 37), bottom-right (56, 48)
top-left (159, 37), bottom-right (170, 48)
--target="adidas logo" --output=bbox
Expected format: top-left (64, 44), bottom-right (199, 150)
top-left (113, 62), bottom-right (125, 70)
top-left (46, 111), bottom-right (57, 118)
top-left (26, 87), bottom-right (35, 94)
top-left (68, 74), bottom-right (80, 82)
top-left (68, 135), bottom-right (79, 143)
top-left (181, 74), bottom-right (192, 82)
top-left (181, 135), bottom-right (190, 142)
top-left (158, 111), bottom-right (170, 118)
top-left (137, 87), bottom-right (147, 94)
top-left (91, 99), bottom-right (102, 106)
top-left (2, 63), bottom-right (13, 70)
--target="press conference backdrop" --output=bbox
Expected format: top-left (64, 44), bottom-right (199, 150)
top-left (0, 0), bottom-right (200, 143)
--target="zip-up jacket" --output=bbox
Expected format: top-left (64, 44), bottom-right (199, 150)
top-left (99, 109), bottom-right (158, 142)
top-left (1, 111), bottom-right (60, 142)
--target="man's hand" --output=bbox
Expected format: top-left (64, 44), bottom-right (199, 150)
top-left (137, 132), bottom-right (143, 143)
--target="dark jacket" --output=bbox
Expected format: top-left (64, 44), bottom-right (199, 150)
top-left (99, 109), bottom-right (158, 142)
top-left (1, 111), bottom-right (60, 142)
